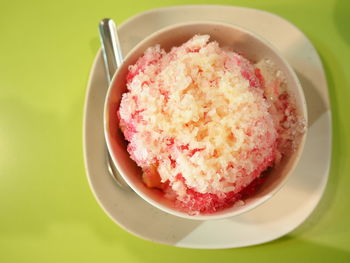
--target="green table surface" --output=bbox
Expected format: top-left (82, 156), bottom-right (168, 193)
top-left (1, 0), bottom-right (349, 261)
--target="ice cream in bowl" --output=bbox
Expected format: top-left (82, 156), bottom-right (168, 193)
top-left (104, 21), bottom-right (307, 220)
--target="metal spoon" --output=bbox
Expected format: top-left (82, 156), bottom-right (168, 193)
top-left (99, 18), bottom-right (130, 189)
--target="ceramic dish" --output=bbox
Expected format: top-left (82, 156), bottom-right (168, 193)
top-left (83, 5), bottom-right (331, 248)
top-left (103, 21), bottom-right (308, 220)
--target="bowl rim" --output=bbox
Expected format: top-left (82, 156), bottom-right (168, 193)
top-left (103, 20), bottom-right (308, 220)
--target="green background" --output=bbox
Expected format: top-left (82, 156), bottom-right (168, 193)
top-left (1, 0), bottom-right (349, 262)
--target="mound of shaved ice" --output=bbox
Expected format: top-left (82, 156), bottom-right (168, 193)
top-left (118, 35), bottom-right (302, 215)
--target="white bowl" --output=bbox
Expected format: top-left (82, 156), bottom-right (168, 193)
top-left (104, 21), bottom-right (308, 220)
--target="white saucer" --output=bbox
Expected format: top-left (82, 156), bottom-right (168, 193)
top-left (83, 5), bottom-right (331, 249)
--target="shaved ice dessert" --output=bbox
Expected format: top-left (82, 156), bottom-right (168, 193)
top-left (118, 35), bottom-right (303, 215)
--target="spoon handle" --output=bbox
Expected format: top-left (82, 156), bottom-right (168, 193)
top-left (99, 18), bottom-right (123, 83)
top-left (98, 18), bottom-right (130, 190)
